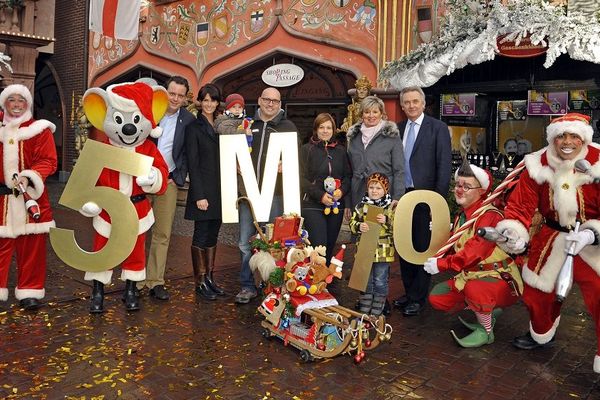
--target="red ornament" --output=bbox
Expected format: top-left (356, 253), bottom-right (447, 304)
top-left (354, 354), bottom-right (362, 364)
top-left (365, 339), bottom-right (371, 348)
top-left (359, 351), bottom-right (365, 359)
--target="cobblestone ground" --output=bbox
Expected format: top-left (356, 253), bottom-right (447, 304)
top-left (0, 181), bottom-right (599, 399)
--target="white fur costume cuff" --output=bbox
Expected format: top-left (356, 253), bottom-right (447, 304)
top-left (15, 288), bottom-right (45, 300)
top-left (121, 269), bottom-right (146, 282)
top-left (495, 219), bottom-right (530, 254)
top-left (19, 169), bottom-right (44, 200)
top-left (594, 355), bottom-right (600, 373)
top-left (0, 287), bottom-right (7, 301)
top-left (530, 316), bottom-right (560, 344)
top-left (579, 220), bottom-right (600, 279)
top-left (85, 270), bottom-right (113, 285)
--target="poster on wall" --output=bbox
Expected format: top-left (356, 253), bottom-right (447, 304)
top-left (527, 90), bottom-right (568, 115)
top-left (569, 90), bottom-right (600, 110)
top-left (498, 100), bottom-right (527, 121)
top-left (441, 93), bottom-right (476, 116)
top-left (448, 126), bottom-right (486, 155)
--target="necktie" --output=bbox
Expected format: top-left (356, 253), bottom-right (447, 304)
top-left (404, 121), bottom-right (416, 188)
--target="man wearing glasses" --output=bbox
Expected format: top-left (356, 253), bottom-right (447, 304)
top-left (423, 161), bottom-right (522, 348)
top-left (139, 76), bottom-right (195, 300)
top-left (235, 87), bottom-right (297, 304)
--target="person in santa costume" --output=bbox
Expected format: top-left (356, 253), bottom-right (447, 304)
top-left (424, 160), bottom-right (522, 347)
top-left (0, 84), bottom-right (57, 310)
top-left (81, 82), bottom-right (168, 313)
top-left (494, 112), bottom-right (600, 373)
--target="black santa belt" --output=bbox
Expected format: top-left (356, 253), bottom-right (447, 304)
top-left (0, 184), bottom-right (15, 196)
top-left (544, 218), bottom-right (572, 233)
top-left (130, 194), bottom-right (147, 203)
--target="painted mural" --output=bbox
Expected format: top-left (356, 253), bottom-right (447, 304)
top-left (88, 0), bottom-right (380, 83)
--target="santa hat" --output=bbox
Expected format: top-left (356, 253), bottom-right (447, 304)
top-left (0, 84), bottom-right (34, 124)
top-left (225, 93), bottom-right (244, 110)
top-left (330, 244), bottom-right (346, 267)
top-left (546, 112), bottom-right (593, 144)
top-left (366, 172), bottom-right (390, 194)
top-left (107, 82), bottom-right (162, 138)
top-left (455, 160), bottom-right (492, 192)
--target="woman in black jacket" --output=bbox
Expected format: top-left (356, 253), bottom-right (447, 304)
top-left (185, 84), bottom-right (223, 300)
top-left (300, 113), bottom-right (352, 263)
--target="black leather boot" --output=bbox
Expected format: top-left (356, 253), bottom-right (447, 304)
top-left (89, 280), bottom-right (105, 314)
top-left (123, 279), bottom-right (140, 311)
top-left (191, 246), bottom-right (217, 301)
top-left (205, 245), bottom-right (225, 296)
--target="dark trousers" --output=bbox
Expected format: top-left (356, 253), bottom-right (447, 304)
top-left (192, 219), bottom-right (222, 248)
top-left (399, 203), bottom-right (432, 304)
top-left (302, 208), bottom-right (344, 263)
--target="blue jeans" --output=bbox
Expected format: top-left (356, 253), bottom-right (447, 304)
top-left (366, 262), bottom-right (390, 297)
top-left (238, 195), bottom-right (283, 290)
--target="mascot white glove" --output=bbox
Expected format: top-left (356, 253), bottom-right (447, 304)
top-left (423, 257), bottom-right (439, 275)
top-left (565, 229), bottom-right (596, 256)
top-left (501, 228), bottom-right (527, 253)
top-left (80, 201), bottom-right (101, 218)
top-left (136, 168), bottom-right (157, 187)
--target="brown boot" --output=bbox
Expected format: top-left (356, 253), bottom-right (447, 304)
top-left (191, 246), bottom-right (217, 300)
top-left (205, 246), bottom-right (225, 296)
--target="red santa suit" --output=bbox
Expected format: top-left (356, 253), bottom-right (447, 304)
top-left (429, 199), bottom-right (521, 313)
top-left (0, 84), bottom-right (57, 302)
top-left (84, 138), bottom-right (168, 284)
top-left (496, 114), bottom-right (600, 373)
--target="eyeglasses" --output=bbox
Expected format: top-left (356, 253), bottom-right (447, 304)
top-left (261, 97), bottom-right (281, 105)
top-left (168, 92), bottom-right (186, 100)
top-left (453, 184), bottom-right (482, 192)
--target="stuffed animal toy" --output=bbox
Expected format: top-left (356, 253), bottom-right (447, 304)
top-left (286, 265), bottom-right (317, 296)
top-left (323, 176), bottom-right (342, 215)
top-left (80, 82), bottom-right (169, 313)
top-left (249, 250), bottom-right (277, 283)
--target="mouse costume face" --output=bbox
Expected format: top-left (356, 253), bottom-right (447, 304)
top-left (82, 82), bottom-right (168, 147)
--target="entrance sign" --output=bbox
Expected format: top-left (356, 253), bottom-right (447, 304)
top-left (262, 63), bottom-right (304, 87)
top-left (220, 132), bottom-right (301, 223)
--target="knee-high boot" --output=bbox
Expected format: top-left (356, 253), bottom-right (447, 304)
top-left (89, 280), bottom-right (104, 314)
top-left (205, 245), bottom-right (225, 296)
top-left (191, 245), bottom-right (217, 300)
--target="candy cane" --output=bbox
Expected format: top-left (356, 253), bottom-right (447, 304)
top-left (433, 160), bottom-right (526, 258)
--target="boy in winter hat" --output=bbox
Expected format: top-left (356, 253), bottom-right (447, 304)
top-left (215, 93), bottom-right (253, 151)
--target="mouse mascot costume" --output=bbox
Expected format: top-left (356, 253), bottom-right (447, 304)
top-left (82, 82), bottom-right (169, 313)
top-left (0, 84), bottom-right (57, 311)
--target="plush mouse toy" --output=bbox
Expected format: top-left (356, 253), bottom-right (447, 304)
top-left (80, 82), bottom-right (169, 314)
top-left (323, 176), bottom-right (341, 215)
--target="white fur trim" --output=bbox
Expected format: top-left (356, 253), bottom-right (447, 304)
top-left (0, 84), bottom-right (33, 111)
top-left (84, 270), bottom-right (113, 284)
top-left (578, 220), bottom-right (600, 278)
top-left (93, 210), bottom-right (153, 237)
top-left (15, 287), bottom-right (44, 300)
top-left (106, 84), bottom-right (141, 113)
top-left (530, 315), bottom-right (560, 344)
top-left (140, 166), bottom-right (163, 194)
top-left (150, 126), bottom-right (162, 138)
top-left (121, 269), bottom-right (146, 281)
top-left (495, 219), bottom-right (530, 255)
top-left (19, 169), bottom-right (44, 200)
top-left (521, 232), bottom-right (568, 293)
top-left (0, 287), bottom-right (7, 301)
top-left (547, 120), bottom-right (593, 144)
top-left (0, 195), bottom-right (55, 238)
top-left (594, 355), bottom-right (600, 373)
top-left (294, 295), bottom-right (339, 316)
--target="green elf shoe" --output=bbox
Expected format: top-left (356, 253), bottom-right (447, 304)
top-left (451, 326), bottom-right (495, 348)
top-left (458, 308), bottom-right (503, 331)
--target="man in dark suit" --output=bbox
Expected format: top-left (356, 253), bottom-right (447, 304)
top-left (139, 76), bottom-right (195, 300)
top-left (394, 86), bottom-right (452, 316)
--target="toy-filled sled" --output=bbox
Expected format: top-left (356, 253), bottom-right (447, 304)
top-left (238, 197), bottom-right (393, 363)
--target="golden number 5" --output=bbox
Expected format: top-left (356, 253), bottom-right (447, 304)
top-left (393, 190), bottom-right (451, 264)
top-left (49, 140), bottom-right (153, 272)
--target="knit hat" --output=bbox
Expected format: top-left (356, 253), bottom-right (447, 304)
top-left (546, 112), bottom-right (593, 144)
top-left (455, 160), bottom-right (492, 192)
top-left (366, 172), bottom-right (390, 194)
top-left (107, 82), bottom-right (162, 138)
top-left (225, 93), bottom-right (244, 110)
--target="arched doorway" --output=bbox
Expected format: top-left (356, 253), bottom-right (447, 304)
top-left (213, 52), bottom-right (357, 142)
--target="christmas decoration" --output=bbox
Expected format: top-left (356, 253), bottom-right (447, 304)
top-left (380, 0), bottom-right (600, 90)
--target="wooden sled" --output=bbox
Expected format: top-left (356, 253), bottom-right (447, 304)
top-left (261, 303), bottom-right (392, 363)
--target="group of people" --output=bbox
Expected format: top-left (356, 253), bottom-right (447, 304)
top-left (2, 78), bottom-right (600, 373)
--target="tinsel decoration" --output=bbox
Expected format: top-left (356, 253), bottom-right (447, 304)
top-left (380, 0), bottom-right (600, 90)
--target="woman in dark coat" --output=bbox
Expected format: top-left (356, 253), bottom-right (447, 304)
top-left (185, 84), bottom-right (223, 300)
top-left (300, 113), bottom-right (352, 263)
